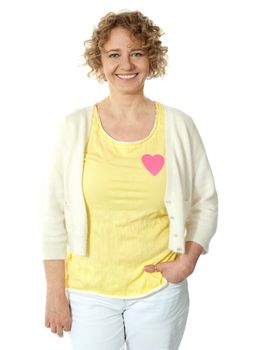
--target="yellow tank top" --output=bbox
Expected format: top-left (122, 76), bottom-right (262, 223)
top-left (65, 101), bottom-right (178, 299)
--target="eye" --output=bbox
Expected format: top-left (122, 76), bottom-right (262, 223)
top-left (109, 53), bottom-right (119, 58)
top-left (132, 52), bottom-right (143, 57)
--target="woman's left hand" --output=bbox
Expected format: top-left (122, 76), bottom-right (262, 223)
top-left (143, 255), bottom-right (195, 284)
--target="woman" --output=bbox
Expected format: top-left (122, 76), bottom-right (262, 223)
top-left (42, 10), bottom-right (218, 350)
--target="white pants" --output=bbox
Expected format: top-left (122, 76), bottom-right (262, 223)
top-left (67, 279), bottom-right (189, 350)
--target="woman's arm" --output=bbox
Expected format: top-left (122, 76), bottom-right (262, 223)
top-left (185, 116), bottom-right (218, 254)
top-left (43, 260), bottom-right (66, 291)
top-left (41, 117), bottom-right (69, 260)
top-left (177, 241), bottom-right (204, 273)
top-left (43, 260), bottom-right (72, 337)
top-left (144, 241), bottom-right (204, 283)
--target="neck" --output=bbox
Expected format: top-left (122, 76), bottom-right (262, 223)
top-left (102, 91), bottom-right (153, 121)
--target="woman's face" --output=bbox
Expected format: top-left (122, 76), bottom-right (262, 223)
top-left (99, 26), bottom-right (150, 96)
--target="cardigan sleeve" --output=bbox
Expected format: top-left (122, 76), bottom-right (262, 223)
top-left (40, 118), bottom-right (69, 260)
top-left (185, 117), bottom-right (218, 254)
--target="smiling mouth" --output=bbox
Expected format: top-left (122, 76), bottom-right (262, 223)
top-left (115, 73), bottom-right (139, 80)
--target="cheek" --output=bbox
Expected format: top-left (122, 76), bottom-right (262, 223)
top-left (103, 64), bottom-right (118, 75)
top-left (140, 63), bottom-right (150, 75)
top-left (140, 59), bottom-right (150, 71)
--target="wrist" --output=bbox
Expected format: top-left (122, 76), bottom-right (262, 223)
top-left (47, 285), bottom-right (66, 294)
top-left (178, 241), bottom-right (204, 272)
top-left (179, 254), bottom-right (196, 274)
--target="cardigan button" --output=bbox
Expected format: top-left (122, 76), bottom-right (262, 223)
top-left (174, 234), bottom-right (178, 238)
top-left (170, 216), bottom-right (175, 220)
top-left (166, 200), bottom-right (171, 204)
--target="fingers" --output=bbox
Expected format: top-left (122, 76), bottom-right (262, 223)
top-left (45, 317), bottom-right (72, 337)
top-left (62, 317), bottom-right (72, 332)
top-left (144, 265), bottom-right (157, 272)
top-left (45, 303), bottom-right (72, 337)
top-left (50, 323), bottom-right (64, 337)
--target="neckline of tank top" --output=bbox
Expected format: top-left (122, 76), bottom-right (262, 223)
top-left (94, 101), bottom-right (160, 145)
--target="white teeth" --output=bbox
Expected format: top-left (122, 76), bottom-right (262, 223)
top-left (117, 74), bottom-right (138, 79)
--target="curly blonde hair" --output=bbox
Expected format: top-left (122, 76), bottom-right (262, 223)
top-left (81, 10), bottom-right (168, 82)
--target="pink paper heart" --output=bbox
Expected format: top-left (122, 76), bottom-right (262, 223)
top-left (141, 154), bottom-right (165, 176)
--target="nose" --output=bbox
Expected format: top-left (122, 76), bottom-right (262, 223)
top-left (119, 54), bottom-right (135, 70)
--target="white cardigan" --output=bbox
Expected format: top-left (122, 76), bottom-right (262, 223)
top-left (40, 103), bottom-right (218, 260)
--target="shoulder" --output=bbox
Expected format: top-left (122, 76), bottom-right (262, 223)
top-left (63, 104), bottom-right (94, 126)
top-left (160, 102), bottom-right (196, 130)
top-left (55, 105), bottom-right (94, 138)
top-left (159, 103), bottom-right (207, 158)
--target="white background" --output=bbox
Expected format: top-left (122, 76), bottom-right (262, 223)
top-left (0, 0), bottom-right (265, 349)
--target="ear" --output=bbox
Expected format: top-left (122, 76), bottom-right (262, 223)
top-left (97, 65), bottom-right (105, 80)
top-left (98, 64), bottom-right (103, 75)
top-left (100, 70), bottom-right (106, 81)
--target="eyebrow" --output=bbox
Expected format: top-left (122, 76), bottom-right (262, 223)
top-left (105, 48), bottom-right (145, 53)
